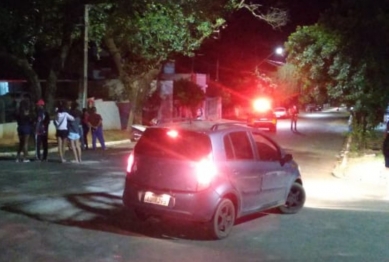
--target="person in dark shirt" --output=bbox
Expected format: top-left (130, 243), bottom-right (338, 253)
top-left (15, 100), bottom-right (34, 162)
top-left (289, 105), bottom-right (299, 132)
top-left (35, 99), bottom-right (50, 161)
top-left (87, 106), bottom-right (106, 150)
top-left (81, 108), bottom-right (90, 150)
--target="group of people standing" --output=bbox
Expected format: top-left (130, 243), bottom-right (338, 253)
top-left (15, 99), bottom-right (106, 163)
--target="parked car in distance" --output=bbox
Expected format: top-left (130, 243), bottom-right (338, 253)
top-left (123, 120), bottom-right (306, 239)
top-left (305, 104), bottom-right (322, 112)
top-left (247, 109), bottom-right (277, 132)
top-left (274, 107), bottom-right (289, 119)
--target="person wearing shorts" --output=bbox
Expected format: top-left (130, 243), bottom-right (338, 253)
top-left (68, 104), bottom-right (82, 163)
top-left (54, 105), bottom-right (74, 163)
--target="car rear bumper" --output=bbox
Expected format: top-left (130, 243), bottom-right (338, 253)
top-left (122, 178), bottom-right (221, 222)
top-left (248, 121), bottom-right (276, 129)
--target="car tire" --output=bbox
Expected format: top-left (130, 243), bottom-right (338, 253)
top-left (279, 182), bottom-right (306, 214)
top-left (208, 199), bottom-right (235, 240)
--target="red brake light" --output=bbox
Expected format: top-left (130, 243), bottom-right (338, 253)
top-left (126, 152), bottom-right (134, 173)
top-left (253, 98), bottom-right (271, 112)
top-left (196, 154), bottom-right (217, 191)
top-left (167, 130), bottom-right (178, 138)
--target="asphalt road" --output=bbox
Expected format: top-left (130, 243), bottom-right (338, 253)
top-left (1, 111), bottom-right (388, 262)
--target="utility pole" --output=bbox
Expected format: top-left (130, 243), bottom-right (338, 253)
top-left (82, 4), bottom-right (89, 108)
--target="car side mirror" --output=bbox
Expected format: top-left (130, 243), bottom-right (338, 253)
top-left (280, 153), bottom-right (293, 166)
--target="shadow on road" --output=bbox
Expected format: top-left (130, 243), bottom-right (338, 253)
top-left (0, 191), bottom-right (283, 241)
top-left (0, 192), bottom-right (216, 241)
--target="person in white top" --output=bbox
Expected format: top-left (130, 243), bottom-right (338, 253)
top-left (54, 105), bottom-right (74, 163)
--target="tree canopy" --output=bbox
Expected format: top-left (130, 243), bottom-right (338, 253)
top-left (285, 0), bottom-right (389, 131)
top-left (0, 0), bottom-right (287, 125)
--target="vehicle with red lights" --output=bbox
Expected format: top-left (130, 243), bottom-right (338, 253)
top-left (247, 98), bottom-right (277, 132)
top-left (247, 109), bottom-right (277, 132)
top-left (123, 120), bottom-right (305, 239)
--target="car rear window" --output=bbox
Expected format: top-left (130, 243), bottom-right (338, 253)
top-left (135, 128), bottom-right (212, 160)
top-left (252, 110), bottom-right (275, 117)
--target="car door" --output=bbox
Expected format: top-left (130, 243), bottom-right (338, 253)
top-left (222, 131), bottom-right (262, 212)
top-left (250, 132), bottom-right (289, 206)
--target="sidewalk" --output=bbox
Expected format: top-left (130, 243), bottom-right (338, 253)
top-left (332, 135), bottom-right (389, 186)
top-left (0, 129), bottom-right (134, 158)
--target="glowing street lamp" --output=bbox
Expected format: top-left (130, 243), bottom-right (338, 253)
top-left (275, 47), bottom-right (284, 56)
top-left (257, 46), bottom-right (284, 67)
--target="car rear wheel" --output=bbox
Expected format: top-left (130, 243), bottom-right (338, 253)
top-left (208, 199), bottom-right (235, 239)
top-left (279, 182), bottom-right (306, 214)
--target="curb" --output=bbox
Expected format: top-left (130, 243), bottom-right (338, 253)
top-left (332, 134), bottom-right (351, 179)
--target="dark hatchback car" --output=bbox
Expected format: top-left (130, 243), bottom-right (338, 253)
top-left (247, 110), bottom-right (277, 132)
top-left (123, 121), bottom-right (305, 239)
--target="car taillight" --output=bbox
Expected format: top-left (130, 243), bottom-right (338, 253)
top-left (253, 98), bottom-right (271, 112)
top-left (126, 152), bottom-right (134, 173)
top-left (195, 154), bottom-right (217, 191)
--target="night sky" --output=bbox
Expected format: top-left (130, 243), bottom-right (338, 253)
top-left (178, 0), bottom-right (334, 81)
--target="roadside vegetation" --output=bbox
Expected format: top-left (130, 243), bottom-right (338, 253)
top-left (349, 127), bottom-right (384, 158)
top-left (282, 0), bottom-right (389, 149)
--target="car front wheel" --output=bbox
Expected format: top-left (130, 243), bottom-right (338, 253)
top-left (208, 199), bottom-right (236, 240)
top-left (279, 182), bottom-right (306, 214)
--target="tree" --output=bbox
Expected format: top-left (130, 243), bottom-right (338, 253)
top-left (285, 0), bottom-right (389, 133)
top-left (87, 0), bottom-right (288, 128)
top-left (0, 0), bottom-right (85, 112)
top-left (0, 0), bottom-right (287, 122)
top-left (173, 79), bottom-right (205, 118)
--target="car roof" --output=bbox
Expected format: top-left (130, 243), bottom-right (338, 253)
top-left (151, 119), bottom-right (251, 133)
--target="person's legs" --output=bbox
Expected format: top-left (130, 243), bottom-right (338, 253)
top-left (78, 125), bottom-right (85, 150)
top-left (62, 137), bottom-right (68, 161)
top-left (83, 124), bottom-right (89, 149)
top-left (16, 134), bottom-right (24, 161)
top-left (293, 118), bottom-right (297, 131)
top-left (57, 136), bottom-right (63, 161)
top-left (42, 134), bottom-right (48, 160)
top-left (96, 127), bottom-right (106, 150)
top-left (75, 139), bottom-right (82, 162)
top-left (70, 139), bottom-right (78, 162)
top-left (58, 136), bottom-right (67, 163)
top-left (91, 129), bottom-right (97, 150)
top-left (22, 134), bottom-right (30, 161)
top-left (36, 135), bottom-right (42, 160)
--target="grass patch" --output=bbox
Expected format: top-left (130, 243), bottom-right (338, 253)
top-left (348, 129), bottom-right (384, 158)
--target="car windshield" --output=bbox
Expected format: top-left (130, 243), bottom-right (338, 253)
top-left (135, 128), bottom-right (212, 161)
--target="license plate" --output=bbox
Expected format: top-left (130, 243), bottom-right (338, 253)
top-left (144, 192), bottom-right (170, 206)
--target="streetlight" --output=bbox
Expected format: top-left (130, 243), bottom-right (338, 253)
top-left (257, 46), bottom-right (284, 68)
